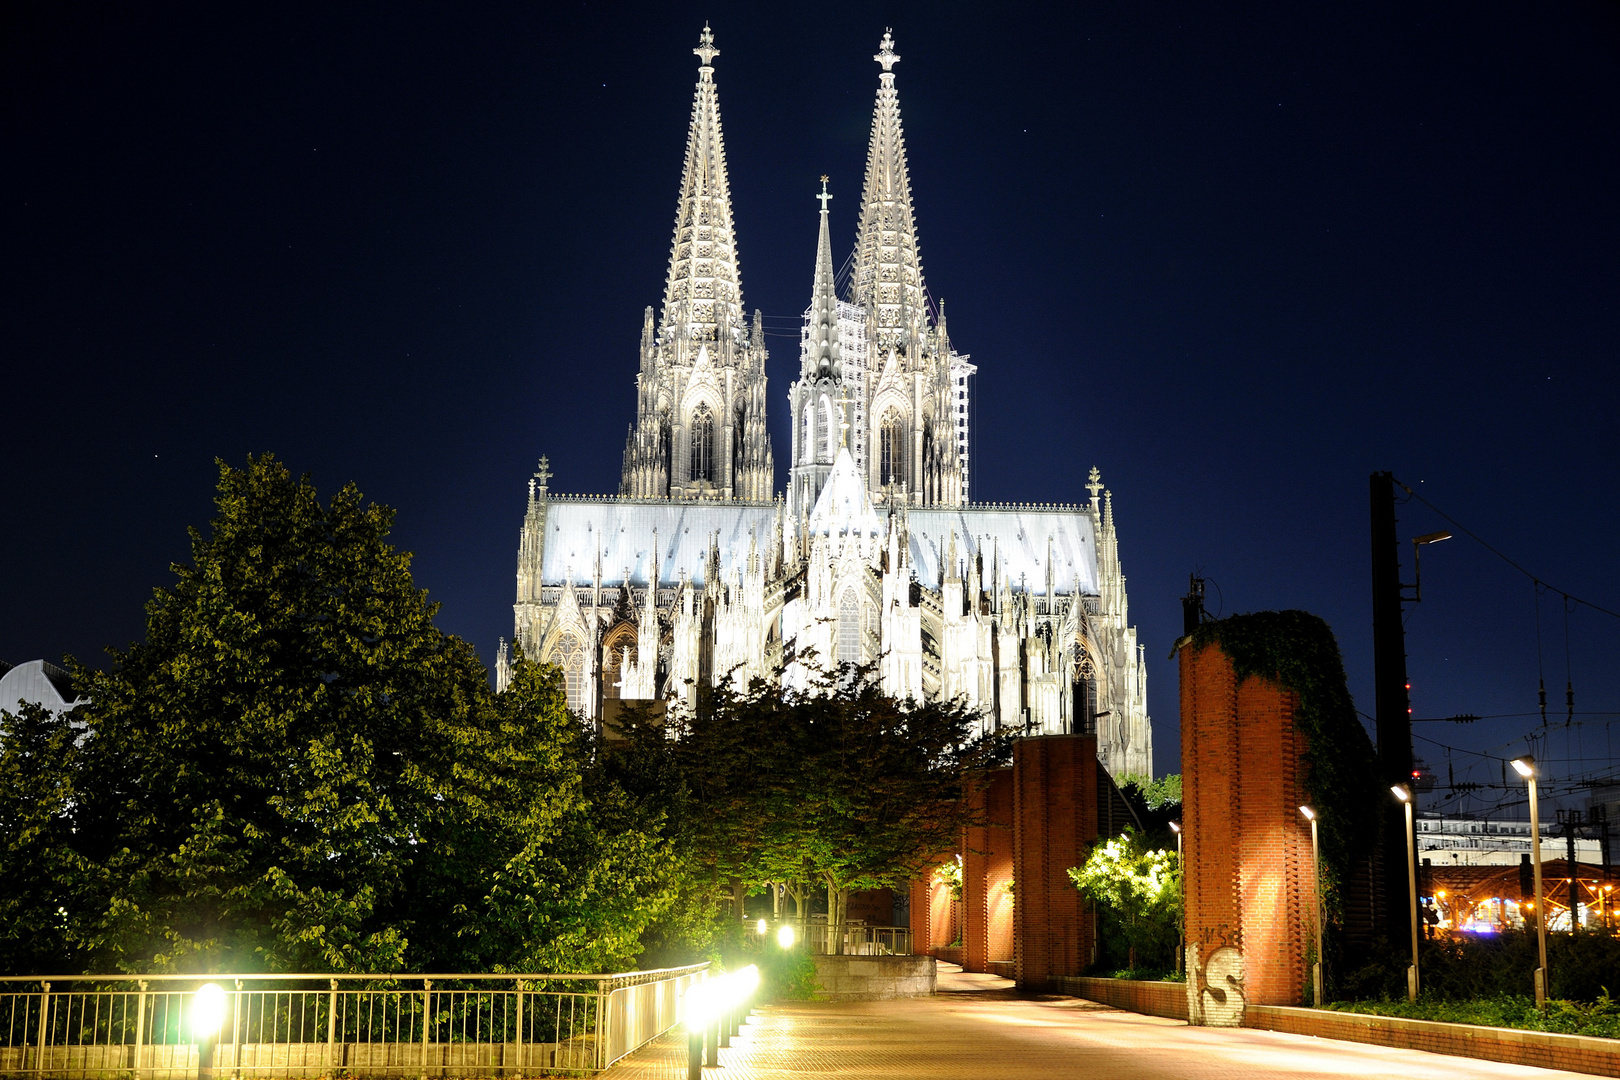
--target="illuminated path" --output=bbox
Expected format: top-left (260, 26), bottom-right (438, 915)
top-left (604, 965), bottom-right (1599, 1080)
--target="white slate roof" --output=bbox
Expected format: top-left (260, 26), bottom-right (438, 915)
top-left (906, 507), bottom-right (1099, 597)
top-left (540, 498), bottom-right (777, 588)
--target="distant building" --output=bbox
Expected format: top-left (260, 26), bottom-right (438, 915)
top-left (1417, 811), bottom-right (1602, 867)
top-left (0, 659), bottom-right (77, 715)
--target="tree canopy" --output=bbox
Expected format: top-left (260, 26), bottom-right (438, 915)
top-left (0, 455), bottom-right (682, 976)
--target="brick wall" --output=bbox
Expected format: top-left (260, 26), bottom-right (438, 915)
top-left (1013, 734), bottom-right (1098, 988)
top-left (1058, 977), bottom-right (1188, 1020)
top-left (963, 768), bottom-right (1015, 973)
top-left (1182, 642), bottom-right (1316, 1009)
top-left (1246, 1005), bottom-right (1620, 1078)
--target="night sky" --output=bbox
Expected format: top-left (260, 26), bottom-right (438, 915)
top-left (4, 2), bottom-right (1617, 815)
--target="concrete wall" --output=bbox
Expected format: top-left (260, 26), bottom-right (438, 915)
top-left (812, 954), bottom-right (936, 1000)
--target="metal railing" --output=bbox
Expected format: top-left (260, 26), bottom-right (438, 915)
top-left (0, 965), bottom-right (708, 1079)
top-left (800, 922), bottom-right (914, 956)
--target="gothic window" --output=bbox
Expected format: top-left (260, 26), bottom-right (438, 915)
top-left (803, 405), bottom-right (816, 465)
top-left (556, 632), bottom-right (586, 713)
top-left (880, 413), bottom-right (904, 486)
top-left (818, 395), bottom-right (834, 461)
top-left (838, 590), bottom-right (861, 667)
top-left (690, 405), bottom-right (715, 482)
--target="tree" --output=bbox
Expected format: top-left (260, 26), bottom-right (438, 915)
top-left (1069, 828), bottom-right (1182, 971)
top-left (0, 454), bottom-right (677, 976)
top-left (615, 662), bottom-right (1017, 955)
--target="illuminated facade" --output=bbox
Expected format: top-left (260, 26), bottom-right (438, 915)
top-left (502, 28), bottom-right (1152, 778)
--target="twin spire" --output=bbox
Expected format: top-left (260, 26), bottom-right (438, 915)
top-left (661, 25), bottom-right (929, 357)
top-left (660, 23), bottom-right (744, 349)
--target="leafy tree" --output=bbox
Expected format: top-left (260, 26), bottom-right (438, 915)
top-left (0, 454), bottom-right (677, 976)
top-left (1069, 828), bottom-right (1182, 971)
top-left (1119, 773), bottom-right (1182, 811)
top-left (614, 662), bottom-right (1016, 955)
top-left (0, 702), bottom-right (89, 974)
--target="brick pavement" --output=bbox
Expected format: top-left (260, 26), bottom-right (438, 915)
top-left (603, 966), bottom-right (1602, 1079)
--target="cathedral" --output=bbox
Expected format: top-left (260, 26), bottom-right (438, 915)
top-left (499, 27), bottom-right (1152, 779)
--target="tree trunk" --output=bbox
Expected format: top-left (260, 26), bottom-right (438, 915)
top-left (731, 878), bottom-right (746, 925)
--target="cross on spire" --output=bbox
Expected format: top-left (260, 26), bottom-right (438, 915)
top-left (1086, 466), bottom-right (1103, 504)
top-left (874, 30), bottom-right (900, 73)
top-left (694, 24), bottom-right (719, 68)
top-left (816, 175), bottom-right (832, 213)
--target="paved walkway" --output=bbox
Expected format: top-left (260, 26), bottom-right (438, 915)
top-left (604, 965), bottom-right (1601, 1079)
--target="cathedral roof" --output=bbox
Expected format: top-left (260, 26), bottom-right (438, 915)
top-left (807, 445), bottom-right (882, 537)
top-left (660, 24), bottom-right (745, 347)
top-left (906, 507), bottom-right (1100, 597)
top-left (539, 497), bottom-right (775, 589)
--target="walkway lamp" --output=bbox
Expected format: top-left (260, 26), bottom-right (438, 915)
top-left (192, 983), bottom-right (227, 1080)
top-left (1511, 756), bottom-right (1549, 1008)
top-left (776, 923), bottom-right (796, 949)
top-left (1169, 821), bottom-right (1184, 975)
top-left (1391, 784), bottom-right (1420, 1002)
top-left (1300, 806), bottom-right (1324, 1006)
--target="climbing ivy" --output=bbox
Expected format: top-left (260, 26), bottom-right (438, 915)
top-left (1185, 611), bottom-right (1383, 926)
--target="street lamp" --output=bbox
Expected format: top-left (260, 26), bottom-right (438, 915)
top-left (1300, 806), bottom-right (1324, 1006)
top-left (1169, 821), bottom-right (1184, 975)
top-left (1511, 756), bottom-right (1549, 1008)
top-left (192, 983), bottom-right (227, 1080)
top-left (1391, 784), bottom-right (1420, 1002)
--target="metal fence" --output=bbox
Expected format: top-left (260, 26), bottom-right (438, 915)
top-left (802, 923), bottom-right (913, 956)
top-left (0, 965), bottom-right (708, 1079)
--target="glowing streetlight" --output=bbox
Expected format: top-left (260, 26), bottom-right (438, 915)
top-left (1511, 756), bottom-right (1549, 1009)
top-left (1391, 783), bottom-right (1419, 1001)
top-left (776, 923), bottom-right (796, 949)
top-left (755, 918), bottom-right (768, 936)
top-left (193, 983), bottom-right (228, 1080)
top-left (1300, 806), bottom-right (1324, 1005)
top-left (1169, 821), bottom-right (1184, 975)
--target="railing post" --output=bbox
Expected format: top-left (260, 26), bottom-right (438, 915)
top-left (512, 980), bottom-right (524, 1079)
top-left (327, 979), bottom-right (338, 1075)
top-left (420, 979), bottom-right (432, 1080)
top-left (134, 981), bottom-right (148, 1080)
top-left (229, 980), bottom-right (241, 1080)
top-left (595, 982), bottom-right (608, 1072)
top-left (34, 981), bottom-right (51, 1078)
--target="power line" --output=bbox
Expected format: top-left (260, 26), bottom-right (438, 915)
top-left (1393, 477), bottom-right (1620, 621)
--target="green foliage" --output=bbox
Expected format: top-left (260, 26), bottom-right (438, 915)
top-left (0, 702), bottom-right (89, 974)
top-left (934, 857), bottom-right (964, 902)
top-left (608, 662), bottom-right (1016, 952)
top-left (1184, 612), bottom-right (1381, 932)
top-left (1341, 929), bottom-right (1620, 1004)
top-left (1118, 773), bottom-right (1182, 811)
top-left (0, 455), bottom-right (680, 976)
top-left (1069, 828), bottom-right (1182, 970)
top-left (1327, 992), bottom-right (1620, 1039)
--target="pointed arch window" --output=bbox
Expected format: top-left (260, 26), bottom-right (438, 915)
top-left (556, 632), bottom-right (586, 713)
top-left (838, 590), bottom-right (861, 667)
top-left (803, 404), bottom-right (816, 465)
top-left (690, 404), bottom-right (715, 483)
top-left (880, 413), bottom-right (904, 486)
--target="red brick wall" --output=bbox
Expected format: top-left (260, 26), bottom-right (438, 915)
top-left (1012, 734), bottom-right (1098, 988)
top-left (963, 768), bottom-right (1015, 972)
top-left (1181, 642), bottom-right (1316, 1007)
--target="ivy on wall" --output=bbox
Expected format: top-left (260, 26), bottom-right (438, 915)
top-left (1184, 611), bottom-right (1383, 927)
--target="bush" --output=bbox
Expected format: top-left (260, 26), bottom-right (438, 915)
top-left (1336, 930), bottom-right (1620, 1005)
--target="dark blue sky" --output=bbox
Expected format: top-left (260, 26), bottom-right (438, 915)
top-left (3, 2), bottom-right (1617, 813)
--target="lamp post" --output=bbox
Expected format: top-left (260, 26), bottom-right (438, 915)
top-left (1391, 784), bottom-right (1420, 1002)
top-left (1169, 821), bottom-right (1184, 975)
top-left (1300, 806), bottom-right (1324, 1006)
top-left (1512, 756), bottom-right (1550, 1008)
top-left (192, 983), bottom-right (227, 1080)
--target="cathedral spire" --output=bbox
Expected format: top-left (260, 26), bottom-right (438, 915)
top-left (661, 23), bottom-right (744, 351)
top-left (806, 177), bottom-right (840, 380)
top-left (852, 29), bottom-right (927, 351)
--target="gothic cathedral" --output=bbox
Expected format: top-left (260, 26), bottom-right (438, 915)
top-left (500, 28), bottom-right (1152, 779)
